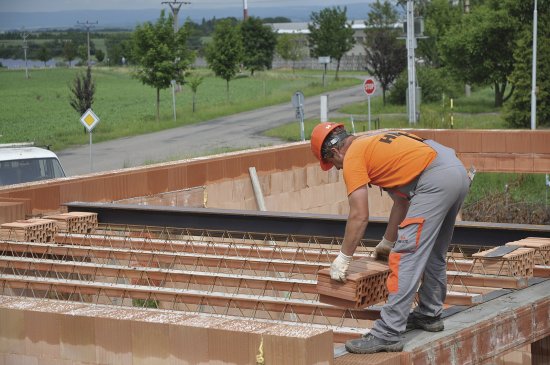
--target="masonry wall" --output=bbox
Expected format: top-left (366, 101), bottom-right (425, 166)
top-left (0, 129), bottom-right (549, 220)
top-left (0, 296), bottom-right (333, 365)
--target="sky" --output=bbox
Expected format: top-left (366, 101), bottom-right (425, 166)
top-left (1, 0), bottom-right (372, 13)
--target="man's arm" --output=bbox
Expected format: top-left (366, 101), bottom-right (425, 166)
top-left (341, 186), bottom-right (370, 256)
top-left (330, 185), bottom-right (370, 281)
top-left (384, 192), bottom-right (410, 242)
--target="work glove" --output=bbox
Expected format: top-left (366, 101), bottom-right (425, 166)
top-left (374, 237), bottom-right (395, 262)
top-left (330, 251), bottom-right (352, 282)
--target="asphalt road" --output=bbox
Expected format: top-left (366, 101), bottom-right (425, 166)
top-left (57, 83), bottom-right (370, 176)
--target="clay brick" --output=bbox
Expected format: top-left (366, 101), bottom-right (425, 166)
top-left (60, 315), bottom-right (96, 363)
top-left (269, 171), bottom-right (285, 195)
top-left (317, 257), bottom-right (389, 309)
top-left (481, 132), bottom-right (507, 153)
top-left (432, 130), bottom-right (459, 150)
top-left (533, 155), bottom-right (550, 173)
top-left (94, 316), bottom-right (133, 365)
top-left (457, 130), bottom-right (483, 153)
top-left (472, 247), bottom-right (535, 277)
top-left (25, 310), bottom-right (62, 358)
top-left (531, 132), bottom-right (550, 153)
top-left (131, 321), bottom-right (170, 365)
top-left (261, 324), bottom-right (333, 365)
top-left (513, 155), bottom-right (535, 173)
top-left (507, 238), bottom-right (550, 265)
top-left (495, 155), bottom-right (515, 172)
top-left (0, 202), bottom-right (25, 225)
top-left (0, 308), bottom-right (25, 354)
top-left (293, 167), bottom-right (308, 191)
top-left (505, 131), bottom-right (532, 154)
top-left (185, 162), bottom-right (207, 188)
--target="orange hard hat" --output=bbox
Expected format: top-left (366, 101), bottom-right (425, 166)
top-left (310, 122), bottom-right (344, 171)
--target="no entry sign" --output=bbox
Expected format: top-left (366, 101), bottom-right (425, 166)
top-left (363, 78), bottom-right (376, 96)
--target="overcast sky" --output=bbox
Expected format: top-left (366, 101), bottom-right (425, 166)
top-left (1, 0), bottom-right (373, 13)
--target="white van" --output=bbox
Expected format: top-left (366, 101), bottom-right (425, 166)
top-left (0, 143), bottom-right (66, 186)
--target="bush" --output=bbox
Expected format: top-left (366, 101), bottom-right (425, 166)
top-left (388, 66), bottom-right (462, 105)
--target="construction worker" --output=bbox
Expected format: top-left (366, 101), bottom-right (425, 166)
top-left (310, 122), bottom-right (470, 354)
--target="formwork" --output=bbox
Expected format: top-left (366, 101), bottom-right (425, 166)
top-left (0, 129), bottom-right (549, 364)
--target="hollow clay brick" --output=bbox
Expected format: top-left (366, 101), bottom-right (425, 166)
top-left (317, 257), bottom-right (389, 309)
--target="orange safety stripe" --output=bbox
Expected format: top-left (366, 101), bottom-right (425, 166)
top-left (387, 252), bottom-right (401, 293)
top-left (398, 217), bottom-right (425, 249)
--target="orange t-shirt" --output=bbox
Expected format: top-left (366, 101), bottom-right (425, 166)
top-left (343, 131), bottom-right (436, 195)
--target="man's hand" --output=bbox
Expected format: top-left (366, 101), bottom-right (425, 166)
top-left (374, 237), bottom-right (395, 262)
top-left (330, 251), bottom-right (352, 282)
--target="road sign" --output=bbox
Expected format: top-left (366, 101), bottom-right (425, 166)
top-left (80, 108), bottom-right (100, 132)
top-left (292, 91), bottom-right (304, 108)
top-left (363, 78), bottom-right (376, 96)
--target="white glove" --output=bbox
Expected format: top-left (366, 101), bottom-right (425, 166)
top-left (374, 237), bottom-right (395, 261)
top-left (330, 251), bottom-right (352, 282)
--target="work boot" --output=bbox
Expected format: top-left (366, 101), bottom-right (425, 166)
top-left (406, 312), bottom-right (444, 332)
top-left (345, 333), bottom-right (404, 354)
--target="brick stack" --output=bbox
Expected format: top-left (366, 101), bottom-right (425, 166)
top-left (0, 218), bottom-right (57, 243)
top-left (472, 246), bottom-right (535, 277)
top-left (316, 257), bottom-right (389, 309)
top-left (43, 212), bottom-right (98, 234)
top-left (506, 237), bottom-right (550, 265)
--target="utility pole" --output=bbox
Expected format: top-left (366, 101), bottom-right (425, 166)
top-left (406, 0), bottom-right (417, 124)
top-left (21, 29), bottom-right (29, 79)
top-left (464, 0), bottom-right (471, 97)
top-left (243, 0), bottom-right (249, 20)
top-left (162, 0), bottom-right (191, 33)
top-left (531, 0), bottom-right (538, 130)
top-left (77, 20), bottom-right (98, 66)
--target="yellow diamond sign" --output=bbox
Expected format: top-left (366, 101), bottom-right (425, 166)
top-left (80, 108), bottom-right (100, 132)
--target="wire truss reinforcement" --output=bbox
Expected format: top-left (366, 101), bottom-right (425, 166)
top-left (0, 223), bottom-right (543, 342)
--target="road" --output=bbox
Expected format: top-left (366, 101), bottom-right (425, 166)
top-left (57, 83), bottom-right (370, 176)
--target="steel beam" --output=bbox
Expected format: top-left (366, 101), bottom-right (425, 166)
top-left (66, 202), bottom-right (550, 247)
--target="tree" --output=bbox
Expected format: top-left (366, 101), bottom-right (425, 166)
top-left (132, 10), bottom-right (195, 121)
top-left (504, 0), bottom-right (550, 128)
top-left (205, 19), bottom-right (243, 100)
top-left (364, 0), bottom-right (406, 105)
top-left (241, 16), bottom-right (277, 76)
top-left (417, 0), bottom-right (461, 68)
top-left (439, 3), bottom-right (517, 107)
top-left (276, 34), bottom-right (305, 72)
top-left (95, 49), bottom-right (105, 63)
top-left (69, 66), bottom-right (95, 117)
top-left (63, 40), bottom-right (77, 67)
top-left (307, 6), bottom-right (355, 80)
top-left (187, 75), bottom-right (204, 112)
top-left (37, 46), bottom-right (50, 67)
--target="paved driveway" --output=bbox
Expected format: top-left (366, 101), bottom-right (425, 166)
top-left (58, 84), bottom-right (370, 176)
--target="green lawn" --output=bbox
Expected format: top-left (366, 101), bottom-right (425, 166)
top-left (265, 86), bottom-right (507, 143)
top-left (0, 67), bottom-right (360, 150)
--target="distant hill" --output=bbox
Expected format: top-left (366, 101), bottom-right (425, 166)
top-left (0, 3), bottom-right (373, 31)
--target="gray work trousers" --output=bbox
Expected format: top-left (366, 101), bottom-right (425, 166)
top-left (370, 140), bottom-right (470, 342)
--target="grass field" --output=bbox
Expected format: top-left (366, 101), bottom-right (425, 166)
top-left (265, 85), bottom-right (507, 143)
top-left (0, 67), bottom-right (360, 150)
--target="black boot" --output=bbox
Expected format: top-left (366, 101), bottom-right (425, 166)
top-left (345, 333), bottom-right (404, 354)
top-left (406, 312), bottom-right (444, 332)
